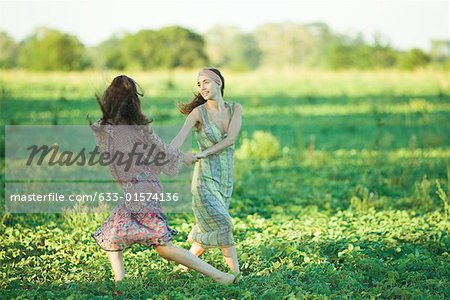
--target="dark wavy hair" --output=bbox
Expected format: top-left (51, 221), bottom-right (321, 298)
top-left (94, 75), bottom-right (152, 125)
top-left (177, 68), bottom-right (225, 115)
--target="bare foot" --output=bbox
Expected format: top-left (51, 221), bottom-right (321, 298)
top-left (214, 273), bottom-right (236, 285)
top-left (178, 264), bottom-right (189, 272)
top-left (113, 272), bottom-right (126, 282)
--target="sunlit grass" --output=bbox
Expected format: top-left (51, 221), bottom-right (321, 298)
top-left (1, 69), bottom-right (449, 100)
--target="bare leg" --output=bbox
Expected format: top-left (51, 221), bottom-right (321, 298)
top-left (178, 242), bottom-right (206, 271)
top-left (107, 251), bottom-right (125, 282)
top-left (155, 243), bottom-right (234, 284)
top-left (190, 242), bottom-right (207, 256)
top-left (221, 245), bottom-right (240, 274)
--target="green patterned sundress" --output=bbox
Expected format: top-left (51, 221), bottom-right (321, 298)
top-left (187, 101), bottom-right (236, 248)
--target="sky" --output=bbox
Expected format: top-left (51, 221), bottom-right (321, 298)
top-left (0, 0), bottom-right (448, 51)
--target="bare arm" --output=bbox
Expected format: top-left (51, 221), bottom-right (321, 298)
top-left (137, 126), bottom-right (184, 175)
top-left (170, 107), bottom-right (200, 149)
top-left (196, 103), bottom-right (242, 158)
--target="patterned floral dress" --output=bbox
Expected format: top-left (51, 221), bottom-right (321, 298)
top-left (90, 121), bottom-right (183, 251)
top-left (187, 101), bottom-right (236, 248)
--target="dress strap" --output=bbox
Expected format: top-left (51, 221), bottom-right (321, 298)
top-left (199, 104), bottom-right (219, 144)
top-left (199, 104), bottom-right (210, 126)
top-left (226, 101), bottom-right (234, 121)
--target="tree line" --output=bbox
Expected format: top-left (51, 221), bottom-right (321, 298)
top-left (1, 23), bottom-right (449, 71)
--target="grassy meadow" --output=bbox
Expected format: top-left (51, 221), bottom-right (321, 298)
top-left (0, 69), bottom-right (449, 299)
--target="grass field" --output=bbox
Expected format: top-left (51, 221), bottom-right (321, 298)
top-left (1, 69), bottom-right (449, 299)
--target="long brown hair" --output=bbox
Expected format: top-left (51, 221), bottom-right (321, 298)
top-left (177, 68), bottom-right (225, 115)
top-left (95, 75), bottom-right (152, 125)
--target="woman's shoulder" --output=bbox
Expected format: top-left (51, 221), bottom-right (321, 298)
top-left (196, 103), bottom-right (207, 111)
top-left (226, 101), bottom-right (242, 112)
top-left (226, 100), bottom-right (240, 106)
top-left (185, 105), bottom-right (202, 120)
top-left (90, 118), bottom-right (112, 132)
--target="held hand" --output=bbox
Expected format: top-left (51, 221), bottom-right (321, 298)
top-left (183, 152), bottom-right (198, 166)
top-left (195, 152), bottom-right (208, 159)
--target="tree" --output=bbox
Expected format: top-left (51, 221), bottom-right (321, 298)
top-left (121, 26), bottom-right (207, 70)
top-left (302, 22), bottom-right (337, 67)
top-left (397, 48), bottom-right (431, 70)
top-left (324, 32), bottom-right (398, 70)
top-left (156, 26), bottom-right (207, 68)
top-left (205, 26), bottom-right (242, 67)
top-left (95, 34), bottom-right (126, 70)
top-left (122, 29), bottom-right (160, 70)
top-left (205, 26), bottom-right (261, 71)
top-left (324, 42), bottom-right (354, 69)
top-left (18, 27), bottom-right (90, 70)
top-left (0, 31), bottom-right (19, 69)
top-left (227, 33), bottom-right (261, 71)
top-left (254, 22), bottom-right (324, 68)
top-left (430, 40), bottom-right (450, 63)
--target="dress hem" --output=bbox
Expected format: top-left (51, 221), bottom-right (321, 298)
top-left (91, 230), bottom-right (176, 252)
top-left (189, 239), bottom-right (236, 249)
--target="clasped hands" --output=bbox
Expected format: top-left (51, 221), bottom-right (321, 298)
top-left (182, 151), bottom-right (208, 166)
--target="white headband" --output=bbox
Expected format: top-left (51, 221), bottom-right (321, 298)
top-left (198, 68), bottom-right (222, 87)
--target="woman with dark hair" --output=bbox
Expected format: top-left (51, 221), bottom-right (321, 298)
top-left (90, 75), bottom-right (239, 284)
top-left (171, 68), bottom-right (243, 279)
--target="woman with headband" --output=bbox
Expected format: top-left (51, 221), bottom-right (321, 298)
top-left (171, 68), bottom-right (243, 281)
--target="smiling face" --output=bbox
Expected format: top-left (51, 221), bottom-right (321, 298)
top-left (197, 75), bottom-right (221, 101)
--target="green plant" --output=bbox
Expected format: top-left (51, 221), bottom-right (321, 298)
top-left (436, 179), bottom-right (450, 219)
top-left (235, 131), bottom-right (280, 160)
